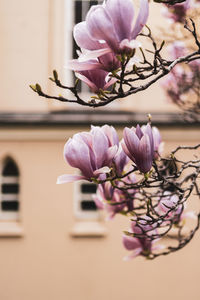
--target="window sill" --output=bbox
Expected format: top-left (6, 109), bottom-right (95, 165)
top-left (70, 221), bottom-right (107, 238)
top-left (0, 222), bottom-right (24, 237)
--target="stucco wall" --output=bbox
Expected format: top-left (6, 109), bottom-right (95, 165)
top-left (0, 127), bottom-right (199, 300)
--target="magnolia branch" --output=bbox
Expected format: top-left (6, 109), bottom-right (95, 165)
top-left (30, 20), bottom-right (200, 109)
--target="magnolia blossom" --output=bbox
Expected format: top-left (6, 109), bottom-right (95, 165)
top-left (157, 191), bottom-right (196, 224)
top-left (162, 0), bottom-right (190, 23)
top-left (156, 191), bottom-right (182, 221)
top-left (93, 173), bottom-right (136, 219)
top-left (75, 69), bottom-right (117, 93)
top-left (93, 182), bottom-right (127, 220)
top-left (57, 126), bottom-right (118, 184)
top-left (86, 0), bottom-right (149, 54)
top-left (69, 21), bottom-right (121, 72)
top-left (122, 219), bottom-right (161, 260)
top-left (122, 124), bottom-right (154, 173)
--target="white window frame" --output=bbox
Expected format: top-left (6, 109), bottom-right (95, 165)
top-left (74, 179), bottom-right (101, 220)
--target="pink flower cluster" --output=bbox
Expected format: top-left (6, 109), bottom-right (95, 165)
top-left (68, 0), bottom-right (149, 93)
top-left (57, 123), bottom-right (162, 185)
top-left (161, 42), bottom-right (200, 105)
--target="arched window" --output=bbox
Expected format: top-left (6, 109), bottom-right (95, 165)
top-left (0, 157), bottom-right (20, 220)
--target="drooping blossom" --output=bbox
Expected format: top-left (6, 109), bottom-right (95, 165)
top-left (122, 124), bottom-right (154, 173)
top-left (162, 0), bottom-right (191, 23)
top-left (75, 69), bottom-right (117, 93)
top-left (86, 0), bottom-right (149, 54)
top-left (57, 126), bottom-right (118, 184)
top-left (122, 219), bottom-right (163, 260)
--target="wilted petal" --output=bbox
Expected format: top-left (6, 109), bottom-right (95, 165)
top-left (106, 0), bottom-right (135, 41)
top-left (56, 174), bottom-right (86, 184)
top-left (131, 0), bottom-right (149, 39)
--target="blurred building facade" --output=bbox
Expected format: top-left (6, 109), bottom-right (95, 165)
top-left (0, 1), bottom-right (200, 300)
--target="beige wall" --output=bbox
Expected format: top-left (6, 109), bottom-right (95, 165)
top-left (0, 127), bottom-right (199, 300)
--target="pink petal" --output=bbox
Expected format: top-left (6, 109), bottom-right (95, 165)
top-left (104, 77), bottom-right (117, 90)
top-left (106, 0), bottom-right (135, 41)
top-left (122, 235), bottom-right (141, 250)
top-left (75, 72), bottom-right (98, 92)
top-left (64, 137), bottom-right (94, 178)
top-left (93, 166), bottom-right (110, 176)
top-left (67, 59), bottom-right (102, 71)
top-left (131, 0), bottom-right (149, 39)
top-left (86, 5), bottom-right (119, 53)
top-left (74, 21), bottom-right (101, 50)
top-left (92, 128), bottom-right (109, 169)
top-left (123, 248), bottom-right (143, 261)
top-left (56, 174), bottom-right (86, 184)
top-left (78, 48), bottom-right (112, 62)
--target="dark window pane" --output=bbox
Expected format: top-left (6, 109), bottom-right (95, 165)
top-left (2, 159), bottom-right (19, 176)
top-left (2, 184), bottom-right (19, 194)
top-left (81, 200), bottom-right (97, 211)
top-left (81, 184), bottom-right (97, 194)
top-left (89, 1), bottom-right (98, 8)
top-left (1, 201), bottom-right (19, 211)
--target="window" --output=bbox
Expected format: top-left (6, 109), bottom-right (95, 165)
top-left (74, 180), bottom-right (100, 220)
top-left (0, 157), bottom-right (20, 221)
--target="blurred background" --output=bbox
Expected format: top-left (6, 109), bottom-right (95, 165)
top-left (0, 0), bottom-right (199, 299)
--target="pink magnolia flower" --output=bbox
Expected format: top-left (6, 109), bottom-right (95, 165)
top-left (122, 219), bottom-right (162, 260)
top-left (69, 21), bottom-right (121, 72)
top-left (86, 0), bottom-right (149, 54)
top-left (57, 126), bottom-right (118, 184)
top-left (93, 173), bottom-right (136, 219)
top-left (75, 69), bottom-right (117, 93)
top-left (157, 191), bottom-right (196, 224)
top-left (122, 124), bottom-right (154, 173)
top-left (93, 182), bottom-right (127, 219)
top-left (157, 191), bottom-right (182, 220)
top-left (162, 0), bottom-right (190, 23)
